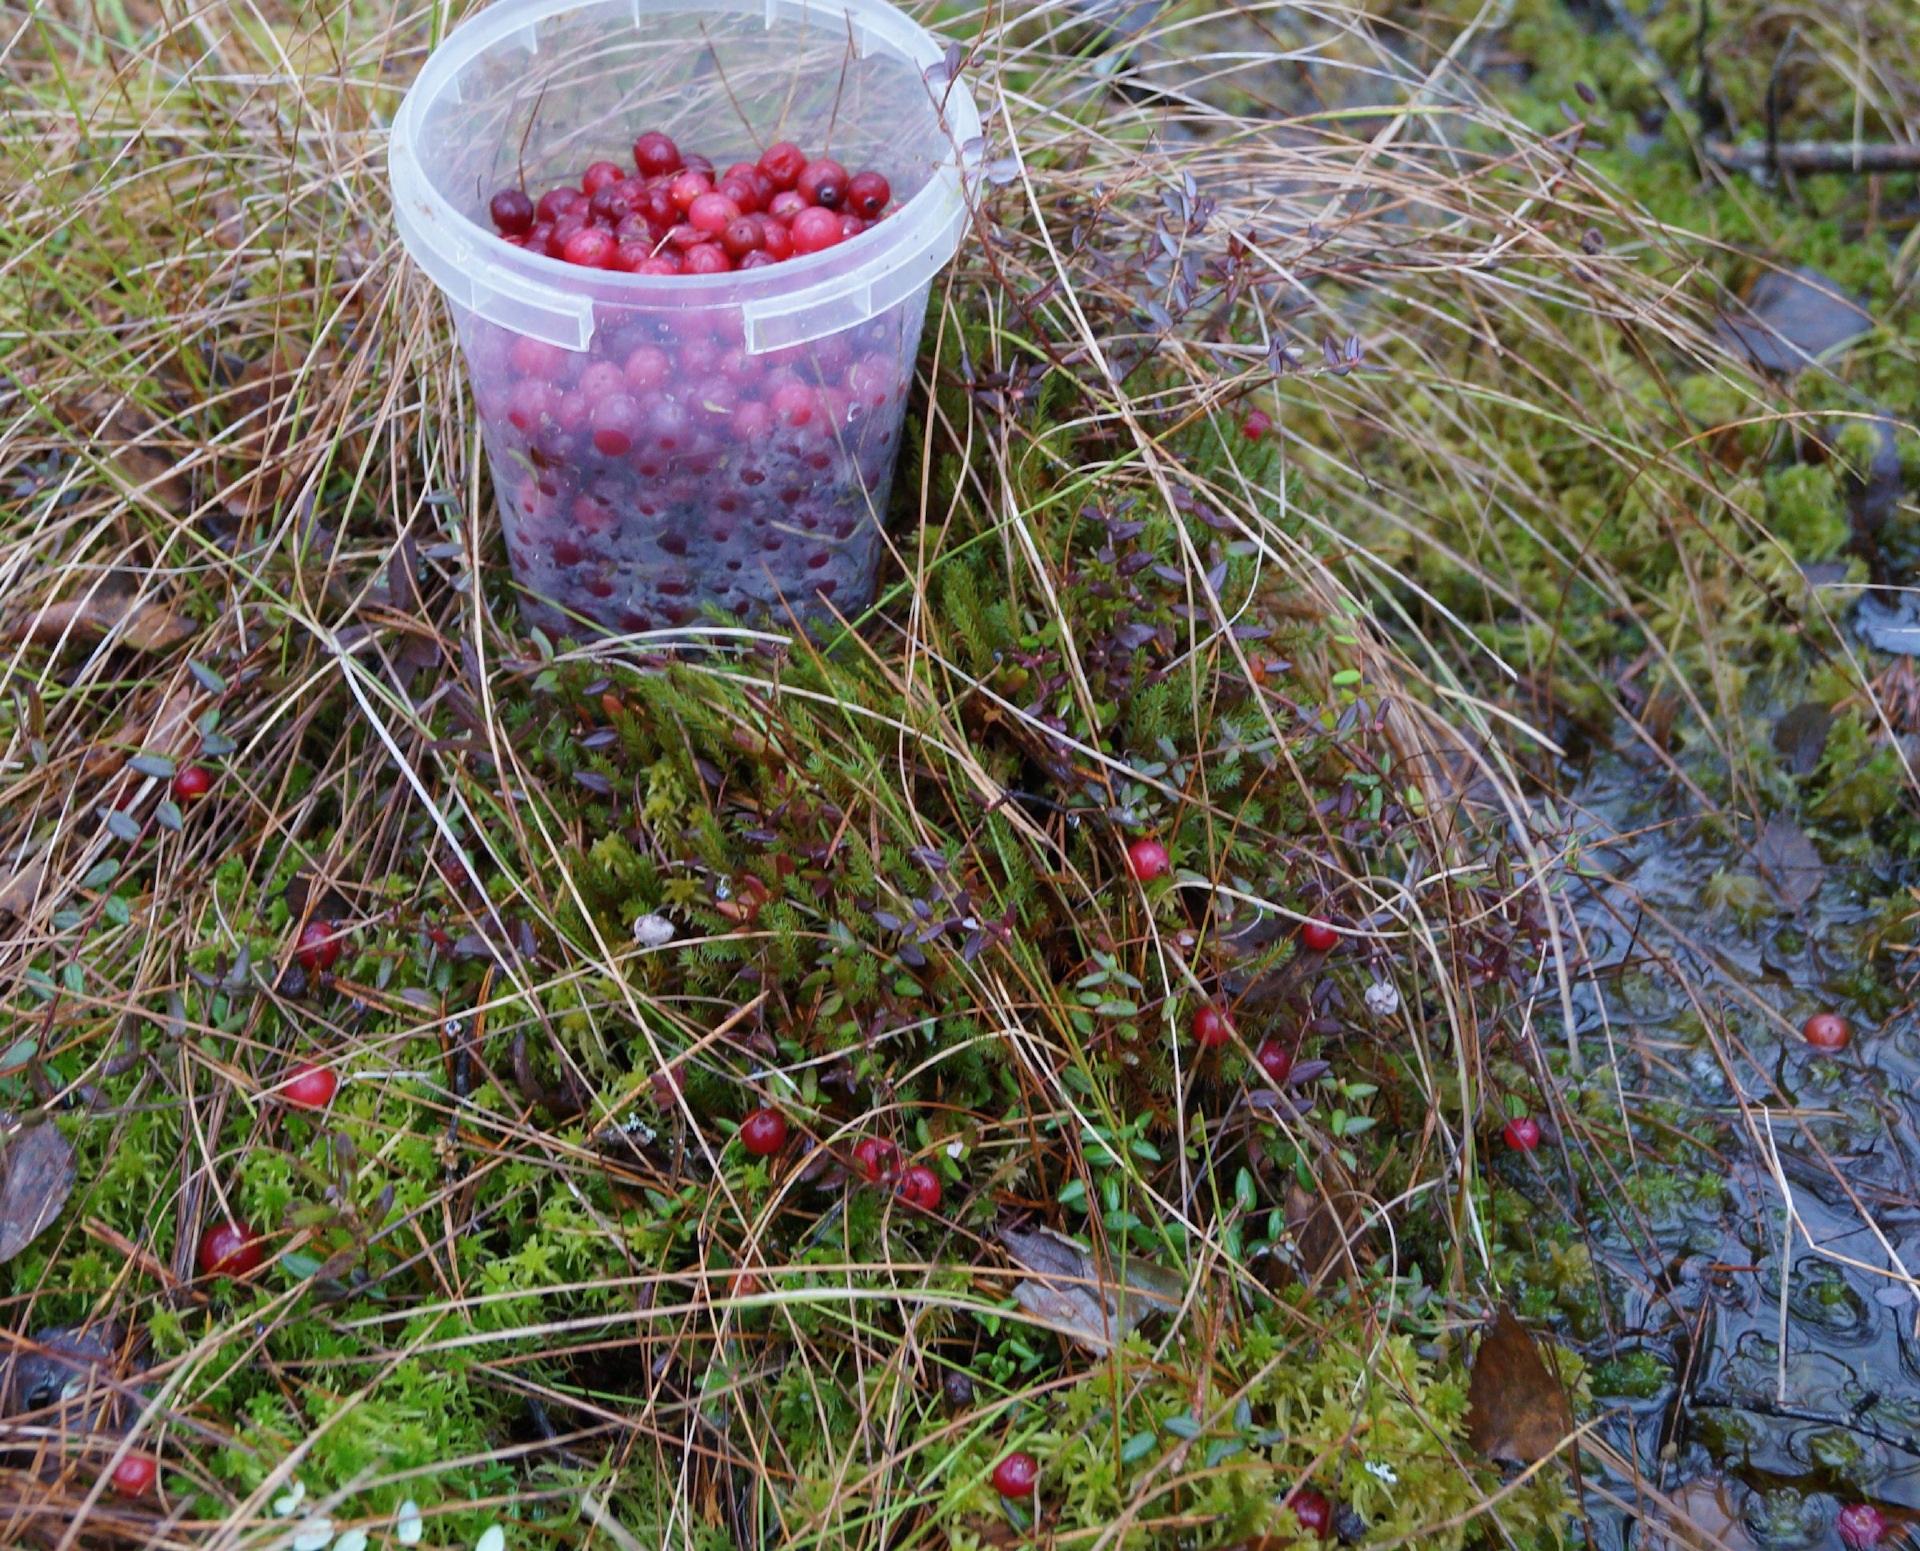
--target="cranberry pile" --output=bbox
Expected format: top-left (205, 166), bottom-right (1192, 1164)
top-left (467, 305), bottom-right (910, 634)
top-left (486, 132), bottom-right (893, 274)
top-left (464, 132), bottom-right (917, 634)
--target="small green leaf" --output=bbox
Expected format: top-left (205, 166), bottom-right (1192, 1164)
top-left (62, 964), bottom-right (84, 995)
top-left (1120, 1431), bottom-right (1158, 1463)
top-left (80, 860), bottom-right (119, 889)
top-left (128, 754), bottom-right (175, 779)
top-left (104, 809), bottom-right (141, 843)
top-left (104, 896), bottom-right (131, 926)
top-left (1330, 668), bottom-right (1362, 686)
top-left (0, 1037), bottom-right (38, 1071)
top-left (1057, 1180), bottom-right (1087, 1208)
top-left (1094, 999), bottom-right (1138, 1016)
top-left (1129, 1138), bottom-right (1161, 1162)
top-left (154, 801), bottom-right (183, 833)
top-left (1205, 1438), bottom-right (1245, 1468)
top-left (1163, 1415), bottom-right (1201, 1440)
top-left (280, 1252), bottom-right (322, 1279)
top-left (202, 732), bottom-right (238, 757)
top-left (187, 659), bottom-right (227, 693)
top-left (1234, 1167), bottom-right (1256, 1212)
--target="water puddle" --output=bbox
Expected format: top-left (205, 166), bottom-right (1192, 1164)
top-left (1546, 748), bottom-right (1920, 1548)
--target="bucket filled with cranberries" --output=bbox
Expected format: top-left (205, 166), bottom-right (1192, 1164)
top-left (389, 0), bottom-right (980, 635)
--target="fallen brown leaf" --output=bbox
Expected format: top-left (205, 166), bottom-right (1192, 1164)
top-left (1465, 1305), bottom-right (1573, 1464)
top-left (1754, 816), bottom-right (1825, 910)
top-left (0, 1125), bottom-right (77, 1263)
top-left (14, 594), bottom-right (195, 653)
top-left (1283, 1180), bottom-right (1370, 1289)
top-left (52, 391), bottom-right (192, 512)
top-left (0, 852), bottom-right (47, 920)
top-left (999, 1224), bottom-right (1184, 1355)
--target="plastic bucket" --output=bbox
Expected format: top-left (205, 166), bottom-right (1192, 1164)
top-left (389, 0), bottom-right (979, 635)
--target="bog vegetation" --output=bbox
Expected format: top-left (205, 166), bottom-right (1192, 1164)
top-left (1, 0), bottom-right (1917, 1546)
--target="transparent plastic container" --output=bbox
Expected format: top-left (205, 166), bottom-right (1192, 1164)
top-left (389, 0), bottom-right (979, 635)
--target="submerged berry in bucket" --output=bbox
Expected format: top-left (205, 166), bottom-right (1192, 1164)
top-left (487, 132), bottom-right (894, 272)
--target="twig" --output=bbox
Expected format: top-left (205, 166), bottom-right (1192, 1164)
top-left (1707, 139), bottom-right (1920, 174)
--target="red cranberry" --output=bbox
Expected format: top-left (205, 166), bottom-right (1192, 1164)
top-left (1503, 1116), bottom-right (1541, 1152)
top-left (509, 334), bottom-right (567, 379)
top-left (740, 1107), bottom-right (788, 1156)
top-left (1253, 1039), bottom-right (1292, 1083)
top-left (688, 191), bottom-right (741, 235)
top-left (736, 247), bottom-right (776, 269)
top-left (732, 399), bottom-right (774, 440)
top-left (1299, 918), bottom-right (1339, 952)
top-left (853, 1136), bottom-right (900, 1182)
top-left (635, 255), bottom-right (681, 275)
top-left (684, 243), bottom-right (731, 275)
top-left (198, 1220), bottom-right (263, 1277)
top-left (670, 171), bottom-right (712, 212)
top-left (721, 218), bottom-right (764, 259)
top-left (581, 159), bottom-right (623, 195)
top-left (625, 345), bottom-right (671, 390)
top-left (759, 141), bottom-right (806, 189)
top-left (110, 1454), bottom-right (157, 1496)
top-left (846, 170), bottom-right (891, 218)
top-left (534, 186), bottom-right (581, 223)
top-left (1837, 1504), bottom-right (1889, 1549)
top-left (1125, 838), bottom-right (1170, 881)
top-left (716, 176), bottom-right (761, 214)
top-left (838, 212), bottom-right (866, 240)
top-left (172, 765), bottom-right (213, 801)
top-left (295, 920), bottom-right (342, 972)
top-left (489, 188), bottom-right (534, 233)
top-left (992, 1451), bottom-right (1038, 1498)
top-left (761, 217), bottom-right (793, 261)
top-left (590, 393), bottom-right (641, 456)
top-left (525, 220), bottom-right (554, 253)
top-left (589, 184), bottom-right (634, 224)
top-left (769, 189), bottom-right (807, 221)
top-left (283, 1063), bottom-right (338, 1110)
top-left (1288, 1488), bottom-right (1332, 1536)
top-left (1803, 1012), bottom-right (1850, 1052)
top-left (681, 152), bottom-right (715, 179)
top-left (665, 221), bottom-right (705, 250)
top-left (577, 360), bottom-right (626, 402)
top-left (632, 131), bottom-right (682, 177)
top-left (797, 158), bottom-right (849, 208)
top-left (897, 1166), bottom-right (942, 1211)
top-left (1192, 1004), bottom-right (1234, 1048)
top-left (789, 206), bottom-right (843, 254)
top-left (561, 227), bottom-right (615, 268)
top-left (1242, 408), bottom-right (1272, 440)
top-left (771, 380), bottom-right (817, 427)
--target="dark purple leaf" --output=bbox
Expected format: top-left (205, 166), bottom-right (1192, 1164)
top-left (871, 910), bottom-right (903, 931)
top-left (1289, 1060), bottom-right (1332, 1085)
top-left (573, 770), bottom-right (614, 795)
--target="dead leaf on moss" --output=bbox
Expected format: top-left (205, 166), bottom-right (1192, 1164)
top-left (1465, 1305), bottom-right (1573, 1464)
top-left (1283, 1180), bottom-right (1371, 1289)
top-left (53, 391), bottom-right (192, 512)
top-left (0, 853), bottom-right (47, 921)
top-left (14, 593), bottom-right (196, 653)
top-left (0, 1125), bottom-right (76, 1264)
top-left (1754, 816), bottom-right (1824, 909)
top-left (999, 1224), bottom-right (1184, 1354)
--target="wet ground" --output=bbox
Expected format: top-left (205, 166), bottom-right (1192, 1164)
top-left (1552, 750), bottom-right (1920, 1549)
